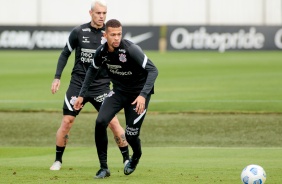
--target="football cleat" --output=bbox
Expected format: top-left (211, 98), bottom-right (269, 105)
top-left (124, 158), bottom-right (139, 175)
top-left (124, 160), bottom-right (129, 167)
top-left (50, 161), bottom-right (62, 171)
top-left (94, 168), bottom-right (110, 179)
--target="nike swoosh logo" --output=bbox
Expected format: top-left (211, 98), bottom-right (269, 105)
top-left (102, 56), bottom-right (107, 61)
top-left (124, 32), bottom-right (153, 44)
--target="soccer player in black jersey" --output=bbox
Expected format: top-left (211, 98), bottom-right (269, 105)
top-left (50, 0), bottom-right (129, 171)
top-left (74, 19), bottom-right (158, 178)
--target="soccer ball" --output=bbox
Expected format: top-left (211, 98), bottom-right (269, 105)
top-left (241, 164), bottom-right (266, 184)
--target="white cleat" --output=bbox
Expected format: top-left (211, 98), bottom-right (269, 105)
top-left (124, 160), bottom-right (129, 167)
top-left (50, 161), bottom-right (62, 170)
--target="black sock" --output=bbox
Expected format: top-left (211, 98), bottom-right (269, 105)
top-left (119, 146), bottom-right (130, 163)
top-left (100, 161), bottom-right (108, 169)
top-left (131, 138), bottom-right (142, 160)
top-left (55, 145), bottom-right (65, 163)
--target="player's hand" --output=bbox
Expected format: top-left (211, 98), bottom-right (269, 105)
top-left (51, 79), bottom-right (60, 94)
top-left (74, 96), bottom-right (84, 110)
top-left (131, 96), bottom-right (146, 115)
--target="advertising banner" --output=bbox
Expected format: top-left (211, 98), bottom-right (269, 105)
top-left (0, 26), bottom-right (160, 50)
top-left (0, 26), bottom-right (72, 50)
top-left (1, 25), bottom-right (282, 51)
top-left (167, 26), bottom-right (282, 52)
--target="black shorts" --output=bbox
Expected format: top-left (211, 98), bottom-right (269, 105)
top-left (97, 90), bottom-right (151, 137)
top-left (62, 85), bottom-right (110, 117)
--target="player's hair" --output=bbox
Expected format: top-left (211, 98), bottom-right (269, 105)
top-left (91, 0), bottom-right (107, 10)
top-left (105, 19), bottom-right (122, 30)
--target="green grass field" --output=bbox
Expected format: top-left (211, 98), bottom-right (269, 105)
top-left (2, 147), bottom-right (282, 183)
top-left (0, 51), bottom-right (282, 183)
top-left (0, 50), bottom-right (282, 113)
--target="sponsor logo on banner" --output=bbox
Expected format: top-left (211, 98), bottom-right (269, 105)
top-left (169, 27), bottom-right (265, 52)
top-left (0, 26), bottom-right (160, 50)
top-left (274, 28), bottom-right (282, 49)
top-left (0, 30), bottom-right (69, 49)
top-left (123, 32), bottom-right (153, 44)
top-left (168, 26), bottom-right (282, 51)
top-left (0, 26), bottom-right (281, 50)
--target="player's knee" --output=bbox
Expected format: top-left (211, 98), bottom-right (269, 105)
top-left (109, 117), bottom-right (119, 126)
top-left (96, 117), bottom-right (108, 129)
top-left (108, 120), bottom-right (122, 132)
top-left (108, 121), bottom-right (117, 130)
top-left (61, 116), bottom-right (74, 131)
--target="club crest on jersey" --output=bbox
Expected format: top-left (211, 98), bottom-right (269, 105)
top-left (119, 53), bottom-right (127, 63)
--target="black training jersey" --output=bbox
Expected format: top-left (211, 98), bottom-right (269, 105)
top-left (54, 22), bottom-right (110, 93)
top-left (80, 39), bottom-right (158, 98)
